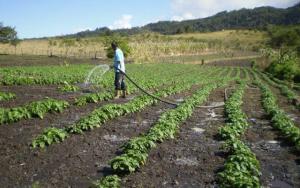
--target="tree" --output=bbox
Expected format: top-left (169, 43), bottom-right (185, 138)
top-left (103, 35), bottom-right (131, 58)
top-left (0, 23), bottom-right (17, 44)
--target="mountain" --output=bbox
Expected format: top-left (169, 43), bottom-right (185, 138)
top-left (68, 3), bottom-right (300, 38)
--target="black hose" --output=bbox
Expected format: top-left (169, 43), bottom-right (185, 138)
top-left (115, 68), bottom-right (178, 106)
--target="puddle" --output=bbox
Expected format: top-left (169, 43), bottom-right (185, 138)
top-left (249, 118), bottom-right (270, 125)
top-left (174, 157), bottom-right (198, 166)
top-left (208, 102), bottom-right (225, 106)
top-left (175, 98), bottom-right (184, 102)
top-left (192, 127), bottom-right (205, 133)
top-left (267, 140), bottom-right (280, 144)
top-left (103, 135), bottom-right (129, 142)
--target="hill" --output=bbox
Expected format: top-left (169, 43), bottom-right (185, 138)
top-left (71, 3), bottom-right (300, 37)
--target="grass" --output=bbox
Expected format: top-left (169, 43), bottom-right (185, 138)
top-left (0, 29), bottom-right (267, 63)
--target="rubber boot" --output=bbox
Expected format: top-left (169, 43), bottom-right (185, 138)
top-left (114, 90), bottom-right (121, 99)
top-left (121, 89), bottom-right (127, 98)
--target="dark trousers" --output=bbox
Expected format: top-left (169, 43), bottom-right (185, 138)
top-left (114, 72), bottom-right (126, 90)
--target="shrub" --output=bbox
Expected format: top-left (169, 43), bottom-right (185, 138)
top-left (103, 35), bottom-right (131, 58)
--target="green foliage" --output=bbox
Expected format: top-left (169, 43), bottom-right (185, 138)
top-left (93, 175), bottom-right (121, 188)
top-left (31, 128), bottom-right (69, 148)
top-left (265, 50), bottom-right (300, 83)
top-left (0, 64), bottom-right (93, 86)
top-left (0, 99), bottom-right (69, 125)
top-left (58, 81), bottom-right (79, 92)
top-left (0, 91), bottom-right (16, 102)
top-left (254, 80), bottom-right (300, 150)
top-left (218, 139), bottom-right (261, 188)
top-left (217, 82), bottom-right (261, 188)
top-left (103, 35), bottom-right (131, 58)
top-left (267, 25), bottom-right (300, 55)
top-left (255, 70), bottom-right (299, 106)
top-left (110, 80), bottom-right (230, 173)
top-left (74, 91), bottom-right (113, 106)
top-left (70, 4), bottom-right (300, 36)
top-left (31, 67), bottom-right (226, 148)
top-left (0, 23), bottom-right (17, 43)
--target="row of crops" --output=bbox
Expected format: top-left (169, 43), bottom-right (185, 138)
top-left (0, 63), bottom-right (299, 187)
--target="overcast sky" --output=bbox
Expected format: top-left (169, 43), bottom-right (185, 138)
top-left (0, 0), bottom-right (298, 38)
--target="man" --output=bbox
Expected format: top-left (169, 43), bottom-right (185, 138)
top-left (111, 42), bottom-right (127, 99)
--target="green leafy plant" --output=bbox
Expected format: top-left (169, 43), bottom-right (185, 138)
top-left (0, 99), bottom-right (69, 125)
top-left (58, 81), bottom-right (79, 92)
top-left (31, 127), bottom-right (69, 148)
top-left (93, 175), bottom-right (121, 188)
top-left (0, 91), bottom-right (16, 102)
top-left (254, 79), bottom-right (300, 150)
top-left (217, 82), bottom-right (261, 188)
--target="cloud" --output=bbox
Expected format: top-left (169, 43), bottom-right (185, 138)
top-left (170, 0), bottom-right (299, 20)
top-left (172, 12), bottom-right (195, 21)
top-left (109, 14), bottom-right (133, 30)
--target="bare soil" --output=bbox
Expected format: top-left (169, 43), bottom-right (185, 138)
top-left (243, 86), bottom-right (300, 187)
top-left (122, 87), bottom-right (227, 188)
top-left (0, 84), bottom-right (200, 187)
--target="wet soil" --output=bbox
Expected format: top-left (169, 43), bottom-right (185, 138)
top-left (243, 87), bottom-right (300, 187)
top-left (0, 84), bottom-right (200, 187)
top-left (122, 87), bottom-right (227, 188)
top-left (0, 85), bottom-right (82, 108)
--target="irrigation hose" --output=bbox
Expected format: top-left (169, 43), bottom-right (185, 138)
top-left (114, 67), bottom-right (224, 108)
top-left (117, 69), bottom-right (179, 106)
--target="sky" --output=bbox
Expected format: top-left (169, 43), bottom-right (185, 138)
top-left (0, 0), bottom-right (299, 38)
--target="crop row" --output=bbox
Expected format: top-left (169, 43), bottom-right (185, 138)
top-left (264, 72), bottom-right (300, 91)
top-left (254, 79), bottom-right (300, 150)
top-left (0, 63), bottom-right (204, 86)
top-left (31, 67), bottom-right (228, 148)
top-left (218, 82), bottom-right (261, 188)
top-left (74, 66), bottom-right (218, 106)
top-left (95, 78), bottom-right (232, 187)
top-left (0, 91), bottom-right (16, 102)
top-left (255, 70), bottom-right (299, 109)
top-left (0, 98), bottom-right (69, 125)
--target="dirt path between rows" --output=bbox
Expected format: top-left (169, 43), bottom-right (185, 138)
top-left (242, 87), bottom-right (300, 187)
top-left (122, 87), bottom-right (227, 188)
top-left (0, 85), bottom-right (200, 187)
top-left (0, 85), bottom-right (82, 108)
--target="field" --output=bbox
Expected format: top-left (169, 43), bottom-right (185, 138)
top-left (0, 57), bottom-right (300, 188)
top-left (0, 30), bottom-right (265, 63)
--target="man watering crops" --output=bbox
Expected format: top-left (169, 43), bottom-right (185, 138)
top-left (111, 42), bottom-right (127, 99)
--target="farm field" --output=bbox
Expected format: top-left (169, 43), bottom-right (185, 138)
top-left (0, 60), bottom-right (300, 188)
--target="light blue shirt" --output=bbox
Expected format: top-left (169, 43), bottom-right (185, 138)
top-left (113, 48), bottom-right (125, 73)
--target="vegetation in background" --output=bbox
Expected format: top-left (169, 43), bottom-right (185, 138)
top-left (103, 35), bottom-right (131, 58)
top-left (0, 23), bottom-right (18, 44)
top-left (263, 25), bottom-right (300, 83)
top-left (68, 3), bottom-right (300, 37)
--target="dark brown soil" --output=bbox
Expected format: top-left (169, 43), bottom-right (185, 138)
top-left (208, 59), bottom-right (253, 67)
top-left (122, 87), bottom-right (227, 188)
top-left (0, 85), bottom-right (200, 187)
top-left (0, 85), bottom-right (82, 108)
top-left (243, 87), bottom-right (300, 187)
top-left (239, 68), bottom-right (246, 80)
